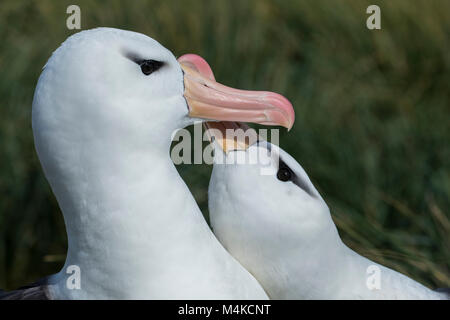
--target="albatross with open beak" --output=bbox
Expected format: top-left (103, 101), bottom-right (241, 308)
top-left (0, 28), bottom-right (295, 299)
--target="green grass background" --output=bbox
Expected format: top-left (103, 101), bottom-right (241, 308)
top-left (0, 0), bottom-right (448, 290)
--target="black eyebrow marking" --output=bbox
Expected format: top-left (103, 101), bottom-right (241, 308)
top-left (278, 157), bottom-right (315, 197)
top-left (256, 143), bottom-right (315, 197)
top-left (122, 51), bottom-right (165, 68)
top-left (123, 51), bottom-right (143, 64)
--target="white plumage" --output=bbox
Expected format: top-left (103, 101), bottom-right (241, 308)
top-left (208, 127), bottom-right (448, 300)
top-left (32, 28), bottom-right (269, 299)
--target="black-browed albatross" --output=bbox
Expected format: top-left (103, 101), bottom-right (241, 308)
top-left (206, 122), bottom-right (449, 300)
top-left (0, 28), bottom-right (295, 299)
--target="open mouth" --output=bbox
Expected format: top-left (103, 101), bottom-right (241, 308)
top-left (204, 121), bottom-right (260, 154)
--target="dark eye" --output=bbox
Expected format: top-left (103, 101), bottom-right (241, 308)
top-left (277, 167), bottom-right (292, 182)
top-left (140, 60), bottom-right (164, 75)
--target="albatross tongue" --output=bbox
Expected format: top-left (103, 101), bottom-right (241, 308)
top-left (204, 121), bottom-right (259, 154)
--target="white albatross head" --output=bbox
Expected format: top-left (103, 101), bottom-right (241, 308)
top-left (207, 122), bottom-right (332, 239)
top-left (33, 28), bottom-right (294, 154)
top-left (207, 122), bottom-right (342, 297)
top-left (32, 28), bottom-right (295, 191)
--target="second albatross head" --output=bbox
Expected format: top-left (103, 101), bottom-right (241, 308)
top-left (206, 122), bottom-right (341, 298)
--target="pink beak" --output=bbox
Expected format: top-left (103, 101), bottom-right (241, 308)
top-left (178, 54), bottom-right (295, 130)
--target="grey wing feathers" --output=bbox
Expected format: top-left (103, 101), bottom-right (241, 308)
top-left (0, 276), bottom-right (51, 300)
top-left (435, 288), bottom-right (450, 299)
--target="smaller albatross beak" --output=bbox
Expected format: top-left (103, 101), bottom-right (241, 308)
top-left (204, 121), bottom-right (259, 154)
top-left (178, 54), bottom-right (295, 130)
